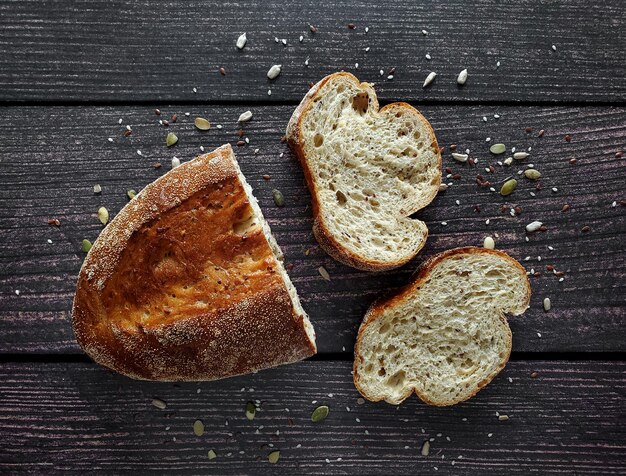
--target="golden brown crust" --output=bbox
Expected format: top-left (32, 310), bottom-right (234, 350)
top-left (72, 144), bottom-right (316, 381)
top-left (286, 72), bottom-right (442, 272)
top-left (353, 247), bottom-right (531, 406)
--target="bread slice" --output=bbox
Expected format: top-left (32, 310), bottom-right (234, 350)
top-left (353, 247), bottom-right (530, 406)
top-left (286, 72), bottom-right (442, 271)
top-left (72, 144), bottom-right (316, 381)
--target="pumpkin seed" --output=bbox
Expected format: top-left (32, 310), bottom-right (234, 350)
top-left (483, 236), bottom-right (495, 249)
top-left (245, 401), bottom-right (256, 420)
top-left (208, 449), bottom-right (217, 460)
top-left (238, 110), bottom-right (253, 122)
top-left (194, 117), bottom-right (211, 130)
top-left (500, 178), bottom-right (518, 196)
top-left (272, 189), bottom-right (285, 207)
top-left (513, 152), bottom-right (529, 160)
top-left (193, 419), bottom-right (205, 436)
top-left (267, 64), bottom-right (282, 80)
top-left (489, 143), bottom-right (506, 155)
top-left (451, 152), bottom-right (468, 162)
top-left (151, 398), bottom-right (167, 410)
top-left (526, 221), bottom-right (543, 232)
top-left (98, 206), bottom-right (109, 225)
top-left (311, 405), bottom-right (329, 422)
top-left (127, 189), bottom-right (137, 200)
top-left (543, 297), bottom-right (551, 311)
top-left (268, 450), bottom-right (280, 464)
top-left (524, 169), bottom-right (542, 180)
top-left (81, 239), bottom-right (92, 253)
top-left (166, 132), bottom-right (178, 147)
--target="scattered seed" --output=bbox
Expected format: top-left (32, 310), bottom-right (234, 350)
top-left (423, 72), bottom-right (437, 88)
top-left (238, 110), bottom-right (253, 122)
top-left (236, 32), bottom-right (247, 49)
top-left (166, 132), bottom-right (178, 147)
top-left (616, 151), bottom-right (623, 158)
top-left (500, 179), bottom-right (517, 196)
top-left (530, 371), bottom-right (539, 378)
top-left (582, 225), bottom-right (590, 233)
top-left (347, 23), bottom-right (356, 29)
top-left (208, 449), bottom-right (217, 460)
top-left (561, 204), bottom-right (571, 212)
top-left (194, 117), bottom-right (211, 130)
top-left (513, 152), bottom-right (529, 160)
top-left (526, 221), bottom-right (543, 232)
top-left (483, 236), bottom-right (495, 249)
top-left (498, 415), bottom-right (510, 421)
top-left (193, 420), bottom-right (205, 436)
top-left (98, 207), bottom-right (109, 225)
top-left (565, 134), bottom-right (571, 142)
top-left (81, 239), bottom-right (92, 253)
top-left (268, 451), bottom-right (280, 464)
top-left (490, 143), bottom-right (506, 155)
top-left (543, 297), bottom-right (551, 312)
top-left (219, 67), bottom-right (226, 75)
top-left (246, 401), bottom-right (256, 420)
top-left (267, 64), bottom-right (282, 80)
top-left (452, 153), bottom-right (468, 162)
top-left (318, 266), bottom-right (331, 281)
top-left (151, 398), bottom-right (167, 410)
top-left (551, 44), bottom-right (557, 51)
top-left (126, 189), bottom-right (137, 200)
top-left (48, 218), bottom-right (61, 226)
top-left (421, 441), bottom-right (430, 456)
top-left (171, 157), bottom-right (180, 168)
top-left (272, 189), bottom-right (285, 207)
top-left (309, 24), bottom-right (317, 33)
top-left (311, 405), bottom-right (330, 422)
top-left (503, 157), bottom-right (513, 166)
top-left (457, 69), bottom-right (468, 85)
top-left (438, 183), bottom-right (448, 192)
top-left (524, 169), bottom-right (542, 180)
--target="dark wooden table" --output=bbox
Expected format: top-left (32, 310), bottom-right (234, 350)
top-left (1, 1), bottom-right (625, 474)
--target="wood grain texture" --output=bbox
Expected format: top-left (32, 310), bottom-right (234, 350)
top-left (0, 360), bottom-right (624, 474)
top-left (0, 104), bottom-right (624, 354)
top-left (0, 0), bottom-right (625, 103)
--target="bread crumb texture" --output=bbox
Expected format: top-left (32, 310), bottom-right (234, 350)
top-left (287, 72), bottom-right (441, 270)
top-left (354, 248), bottom-right (530, 406)
top-left (73, 144), bottom-right (316, 381)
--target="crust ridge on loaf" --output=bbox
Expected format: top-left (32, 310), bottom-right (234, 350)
top-left (72, 144), bottom-right (316, 381)
top-left (353, 247), bottom-right (530, 406)
top-left (286, 72), bottom-right (442, 271)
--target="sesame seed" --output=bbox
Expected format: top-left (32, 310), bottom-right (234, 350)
top-left (552, 44), bottom-right (557, 51)
top-left (425, 53), bottom-right (431, 60)
top-left (137, 150), bottom-right (142, 156)
top-left (107, 137), bottom-right (113, 142)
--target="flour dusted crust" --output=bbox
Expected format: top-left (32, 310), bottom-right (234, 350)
top-left (286, 72), bottom-right (442, 271)
top-left (72, 144), bottom-right (316, 381)
top-left (353, 247), bottom-right (531, 406)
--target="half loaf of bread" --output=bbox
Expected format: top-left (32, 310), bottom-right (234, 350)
top-left (353, 247), bottom-right (530, 406)
top-left (286, 72), bottom-right (442, 271)
top-left (73, 144), bottom-right (316, 381)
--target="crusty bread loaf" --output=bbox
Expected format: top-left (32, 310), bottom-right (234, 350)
top-left (286, 72), bottom-right (441, 271)
top-left (353, 247), bottom-right (530, 406)
top-left (72, 144), bottom-right (316, 381)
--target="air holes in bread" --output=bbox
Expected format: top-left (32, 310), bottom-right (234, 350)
top-left (336, 190), bottom-right (347, 205)
top-left (352, 92), bottom-right (369, 115)
top-left (314, 133), bottom-right (324, 147)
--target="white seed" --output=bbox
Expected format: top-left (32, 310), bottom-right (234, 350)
top-left (504, 157), bottom-right (513, 165)
top-left (305, 57), bottom-right (309, 66)
top-left (171, 157), bottom-right (180, 168)
top-left (365, 26), bottom-right (369, 33)
top-left (281, 38), bottom-right (287, 46)
top-left (236, 32), bottom-right (247, 50)
top-left (423, 71), bottom-right (437, 88)
top-left (193, 87), bottom-right (197, 93)
top-left (267, 64), bottom-right (282, 79)
top-left (387, 75), bottom-right (394, 80)
top-left (136, 149), bottom-right (142, 156)
top-left (267, 89), bottom-right (272, 96)
top-left (441, 221), bottom-right (447, 226)
top-left (494, 114), bottom-right (500, 119)
top-left (93, 184), bottom-right (102, 194)
top-left (452, 152), bottom-right (468, 162)
top-left (543, 297), bottom-right (551, 311)
top-left (274, 37), bottom-right (279, 43)
top-left (355, 63), bottom-right (359, 69)
top-left (551, 44), bottom-right (557, 51)
top-left (107, 137), bottom-right (113, 142)
top-left (552, 187), bottom-right (558, 192)
top-left (526, 221), bottom-right (543, 232)
top-left (422, 29), bottom-right (428, 35)
top-left (514, 152), bottom-right (530, 160)
top-left (457, 68), bottom-right (468, 85)
top-left (425, 53), bottom-right (431, 60)
top-left (365, 47), bottom-right (370, 52)
top-left (496, 61), bottom-right (501, 68)
top-left (299, 35), bottom-right (303, 42)
top-left (118, 118), bottom-right (123, 124)
top-left (238, 110), bottom-right (253, 122)
top-left (483, 236), bottom-right (495, 249)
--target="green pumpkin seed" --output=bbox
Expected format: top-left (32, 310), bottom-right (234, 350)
top-left (524, 169), bottom-right (542, 180)
top-left (81, 239), bottom-right (92, 253)
top-left (193, 419), bottom-right (205, 436)
top-left (245, 401), bottom-right (256, 420)
top-left (311, 405), bottom-right (329, 422)
top-left (272, 189), bottom-right (285, 207)
top-left (268, 450), bottom-right (280, 464)
top-left (489, 143), bottom-right (506, 154)
top-left (500, 178), bottom-right (518, 196)
top-left (207, 449), bottom-right (217, 460)
top-left (127, 189), bottom-right (137, 200)
top-left (98, 206), bottom-right (109, 225)
top-left (194, 117), bottom-right (211, 130)
top-left (166, 132), bottom-right (178, 147)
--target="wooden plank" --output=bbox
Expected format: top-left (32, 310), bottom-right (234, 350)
top-left (1, 0), bottom-right (625, 103)
top-left (0, 360), bottom-right (624, 474)
top-left (0, 105), bottom-right (624, 354)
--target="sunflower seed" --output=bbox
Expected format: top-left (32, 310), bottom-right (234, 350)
top-left (524, 169), bottom-right (542, 180)
top-left (166, 132), bottom-right (178, 147)
top-left (311, 405), bottom-right (330, 422)
top-left (272, 189), bottom-right (284, 207)
top-left (500, 179), bottom-right (518, 196)
top-left (457, 69), bottom-right (468, 85)
top-left (81, 239), bottom-right (92, 253)
top-left (238, 110), bottom-right (253, 122)
top-left (423, 71), bottom-right (437, 88)
top-left (193, 420), bottom-right (205, 436)
top-left (236, 32), bottom-right (247, 49)
top-left (513, 152), bottom-right (529, 160)
top-left (318, 266), bottom-right (331, 281)
top-left (452, 152), bottom-right (468, 162)
top-left (421, 440), bottom-right (430, 456)
top-left (268, 451), bottom-right (280, 464)
top-left (194, 117), bottom-right (211, 130)
top-left (489, 143), bottom-right (506, 155)
top-left (483, 236), bottom-right (495, 249)
top-left (267, 64), bottom-right (282, 80)
top-left (98, 207), bottom-right (109, 225)
top-left (543, 297), bottom-right (551, 311)
top-left (151, 398), bottom-right (167, 410)
top-left (526, 221), bottom-right (543, 232)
